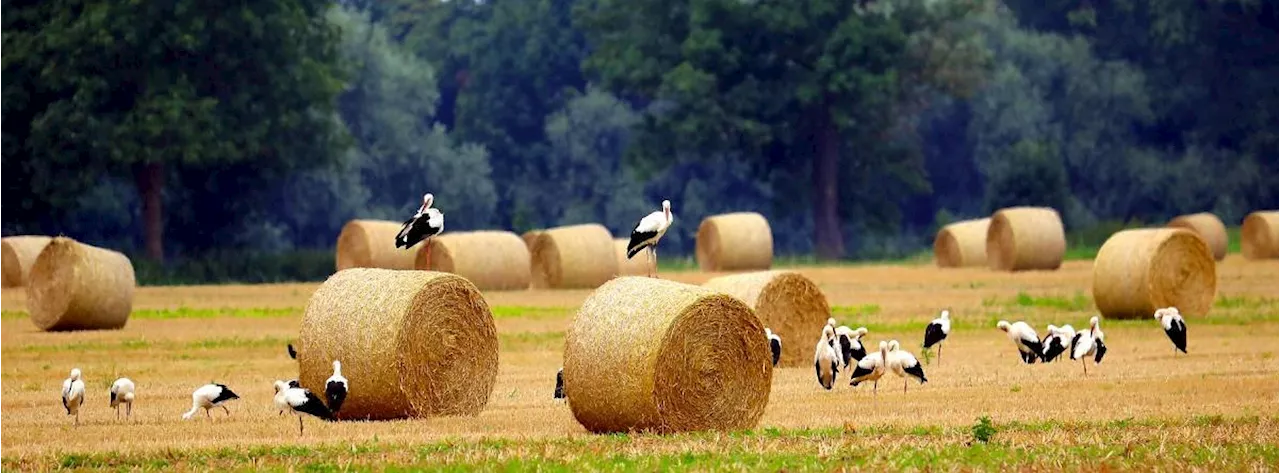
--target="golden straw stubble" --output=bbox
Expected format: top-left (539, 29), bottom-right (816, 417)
top-left (1092, 228), bottom-right (1216, 319)
top-left (26, 237), bottom-right (135, 331)
top-left (563, 277), bottom-right (772, 434)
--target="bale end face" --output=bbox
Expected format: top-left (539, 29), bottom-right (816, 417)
top-left (933, 218), bottom-right (990, 268)
top-left (701, 270), bottom-right (829, 367)
top-left (1092, 228), bottom-right (1216, 319)
top-left (695, 213), bottom-right (773, 272)
top-left (986, 206), bottom-right (1066, 271)
top-left (2, 235), bottom-right (53, 287)
top-left (1241, 211), bottom-right (1279, 260)
top-left (1166, 212), bottom-right (1228, 261)
top-left (26, 237), bottom-right (135, 331)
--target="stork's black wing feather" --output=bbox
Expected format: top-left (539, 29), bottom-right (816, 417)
top-left (325, 381), bottom-right (348, 413)
top-left (554, 369), bottom-right (566, 399)
top-left (923, 322), bottom-right (947, 349)
top-left (1168, 319), bottom-right (1187, 353)
top-left (294, 390), bottom-right (336, 421)
top-left (287, 344), bottom-right (298, 360)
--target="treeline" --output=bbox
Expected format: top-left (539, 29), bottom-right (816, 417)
top-left (3, 0), bottom-right (1276, 270)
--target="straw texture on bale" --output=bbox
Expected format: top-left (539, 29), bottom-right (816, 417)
top-left (521, 230), bottom-right (544, 252)
top-left (696, 212), bottom-right (773, 272)
top-left (530, 224), bottom-right (617, 289)
top-left (335, 220), bottom-right (419, 271)
top-left (1241, 211), bottom-right (1279, 260)
top-left (415, 231), bottom-right (531, 290)
top-left (26, 237), bottom-right (135, 331)
top-left (298, 269), bottom-right (498, 420)
top-left (563, 277), bottom-right (771, 434)
top-left (985, 206), bottom-right (1066, 271)
top-left (1167, 212), bottom-right (1228, 261)
top-left (2, 236), bottom-right (52, 287)
top-left (1092, 228), bottom-right (1216, 319)
top-left (702, 271), bottom-right (829, 367)
top-left (614, 238), bottom-right (651, 277)
top-left (933, 218), bottom-right (990, 268)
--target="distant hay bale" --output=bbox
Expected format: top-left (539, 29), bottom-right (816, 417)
top-left (26, 237), bottom-right (135, 331)
top-left (614, 238), bottom-right (650, 277)
top-left (695, 212), bottom-right (773, 272)
top-left (335, 219), bottom-right (418, 271)
top-left (702, 271), bottom-right (829, 367)
top-left (2, 236), bottom-right (52, 287)
top-left (1092, 228), bottom-right (1216, 319)
top-left (1241, 211), bottom-right (1279, 260)
top-left (986, 206), bottom-right (1066, 271)
top-left (933, 218), bottom-right (990, 268)
top-left (530, 224), bottom-right (617, 289)
top-left (563, 277), bottom-right (771, 434)
top-left (1166, 212), bottom-right (1228, 261)
top-left (521, 230), bottom-right (543, 252)
top-left (298, 268), bottom-right (498, 420)
top-left (415, 231), bottom-right (531, 290)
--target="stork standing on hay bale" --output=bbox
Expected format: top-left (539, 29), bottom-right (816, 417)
top-left (625, 200), bottom-right (674, 278)
top-left (396, 193), bottom-right (446, 267)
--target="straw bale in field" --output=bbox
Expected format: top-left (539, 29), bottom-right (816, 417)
top-left (521, 230), bottom-right (543, 252)
top-left (702, 271), bottom-right (829, 367)
top-left (415, 231), bottom-right (531, 290)
top-left (695, 212), bottom-right (773, 272)
top-left (933, 218), bottom-right (990, 268)
top-left (26, 237), bottom-right (135, 331)
top-left (1241, 211), bottom-right (1279, 260)
top-left (1092, 228), bottom-right (1216, 319)
top-left (530, 224), bottom-right (617, 289)
top-left (335, 219), bottom-right (418, 271)
top-left (1166, 212), bottom-right (1228, 261)
top-left (986, 206), bottom-right (1066, 271)
top-left (2, 235), bottom-right (52, 287)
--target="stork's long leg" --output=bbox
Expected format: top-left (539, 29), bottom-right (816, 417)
top-left (205, 408), bottom-right (212, 420)
top-left (127, 402), bottom-right (132, 418)
top-left (222, 405), bottom-right (231, 416)
top-left (298, 416), bottom-right (304, 435)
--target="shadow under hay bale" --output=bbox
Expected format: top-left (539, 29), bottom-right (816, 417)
top-left (701, 271), bottom-right (829, 367)
top-left (1241, 211), bottom-right (1279, 260)
top-left (1167, 212), bottom-right (1228, 261)
top-left (933, 218), bottom-right (990, 268)
top-left (26, 237), bottom-right (135, 331)
top-left (2, 235), bottom-right (52, 287)
top-left (298, 269), bottom-right (498, 420)
top-left (1092, 228), bottom-right (1216, 319)
top-left (563, 277), bottom-right (771, 434)
top-left (695, 212), bottom-right (773, 272)
top-left (335, 219), bottom-right (419, 271)
top-left (613, 238), bottom-right (650, 277)
top-left (416, 231), bottom-right (531, 290)
top-left (986, 206), bottom-right (1066, 271)
top-left (530, 224), bottom-right (617, 289)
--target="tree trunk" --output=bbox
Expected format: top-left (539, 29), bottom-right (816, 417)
top-left (135, 162), bottom-right (165, 262)
top-left (812, 113), bottom-right (845, 260)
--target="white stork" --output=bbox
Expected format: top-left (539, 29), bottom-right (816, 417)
top-left (834, 326), bottom-right (868, 369)
top-left (625, 200), bottom-right (674, 278)
top-left (1070, 316), bottom-right (1107, 374)
top-left (850, 341), bottom-right (890, 395)
top-left (813, 325), bottom-right (840, 390)
top-left (279, 383), bottom-right (335, 435)
top-left (61, 368), bottom-right (86, 426)
top-left (922, 309), bottom-right (951, 363)
top-left (554, 367), bottom-right (566, 400)
top-left (1155, 307), bottom-right (1187, 354)
top-left (1040, 324), bottom-right (1075, 363)
top-left (886, 340), bottom-right (928, 393)
top-left (109, 377), bottom-right (135, 420)
top-left (182, 383), bottom-right (240, 420)
top-left (996, 320), bottom-right (1043, 364)
top-left (325, 360), bottom-right (349, 415)
top-left (765, 328), bottom-right (783, 367)
top-left (396, 193), bottom-right (445, 266)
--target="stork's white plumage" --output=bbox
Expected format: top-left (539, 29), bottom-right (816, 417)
top-left (61, 368), bottom-right (86, 425)
top-left (1070, 316), bottom-right (1107, 374)
top-left (182, 383), bottom-right (239, 420)
top-left (396, 193), bottom-right (446, 266)
top-left (765, 328), bottom-right (783, 367)
top-left (886, 340), bottom-right (928, 393)
top-left (922, 309), bottom-right (951, 363)
top-left (1040, 324), bottom-right (1075, 363)
top-left (273, 380), bottom-right (291, 416)
top-left (813, 325), bottom-right (840, 390)
top-left (997, 320), bottom-right (1043, 364)
top-left (279, 384), bottom-right (335, 435)
top-left (1155, 307), bottom-right (1187, 354)
top-left (109, 377), bottom-right (135, 420)
top-left (834, 326), bottom-right (868, 369)
top-left (850, 341), bottom-right (890, 395)
top-left (325, 360), bottom-right (349, 414)
top-left (625, 200), bottom-right (674, 278)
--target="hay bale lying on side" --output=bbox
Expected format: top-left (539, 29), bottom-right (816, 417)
top-left (26, 237), bottom-right (135, 331)
top-left (1167, 212), bottom-right (1228, 261)
top-left (335, 219), bottom-right (418, 271)
top-left (702, 271), bottom-right (829, 367)
top-left (933, 218), bottom-right (990, 268)
top-left (614, 238), bottom-right (651, 277)
top-left (986, 206), bottom-right (1066, 271)
top-left (696, 212), bottom-right (773, 272)
top-left (415, 231), bottom-right (531, 290)
top-left (563, 277), bottom-right (770, 433)
top-left (1092, 228), bottom-right (1216, 319)
top-left (530, 224), bottom-right (617, 289)
top-left (2, 236), bottom-right (52, 287)
top-left (1241, 211), bottom-right (1279, 260)
top-left (298, 268), bottom-right (498, 420)
top-left (521, 230), bottom-right (544, 252)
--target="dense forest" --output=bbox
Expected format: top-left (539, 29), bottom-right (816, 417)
top-left (4, 0), bottom-right (1276, 276)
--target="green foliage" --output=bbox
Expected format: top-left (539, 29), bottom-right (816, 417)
top-left (131, 250), bottom-right (334, 285)
top-left (971, 415), bottom-right (997, 443)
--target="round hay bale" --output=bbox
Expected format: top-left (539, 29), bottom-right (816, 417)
top-left (1241, 211), bottom-right (1279, 260)
top-left (530, 224), bottom-right (617, 289)
top-left (701, 271), bottom-right (829, 367)
top-left (563, 277), bottom-right (771, 434)
top-left (335, 219), bottom-right (419, 271)
top-left (1166, 212), bottom-right (1228, 261)
top-left (1092, 228), bottom-right (1216, 319)
top-left (298, 268), bottom-right (498, 420)
top-left (26, 237), bottom-right (135, 331)
top-left (985, 206), bottom-right (1066, 271)
top-left (521, 230), bottom-right (543, 252)
top-left (2, 235), bottom-right (52, 287)
top-left (933, 218), bottom-right (990, 268)
top-left (695, 212), bottom-right (773, 272)
top-left (614, 238), bottom-right (651, 277)
top-left (415, 231), bottom-right (531, 290)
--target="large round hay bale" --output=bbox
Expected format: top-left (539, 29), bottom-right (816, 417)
top-left (986, 206), bottom-right (1066, 271)
top-left (1241, 211), bottom-right (1279, 260)
top-left (26, 237), bottom-right (135, 331)
top-left (335, 219), bottom-right (418, 271)
top-left (695, 212), bottom-right (773, 272)
top-left (564, 277), bottom-right (771, 434)
top-left (1092, 228), bottom-right (1216, 319)
top-left (1166, 212), bottom-right (1228, 261)
top-left (614, 238), bottom-right (650, 277)
top-left (2, 236), bottom-right (52, 287)
top-left (701, 271), bottom-right (829, 367)
top-left (530, 224), bottom-right (617, 289)
top-left (415, 231), bottom-right (531, 290)
top-left (521, 230), bottom-right (543, 252)
top-left (298, 268), bottom-right (498, 420)
top-left (933, 218), bottom-right (990, 268)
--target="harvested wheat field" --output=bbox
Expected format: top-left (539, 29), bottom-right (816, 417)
top-left (2, 257), bottom-right (1277, 471)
